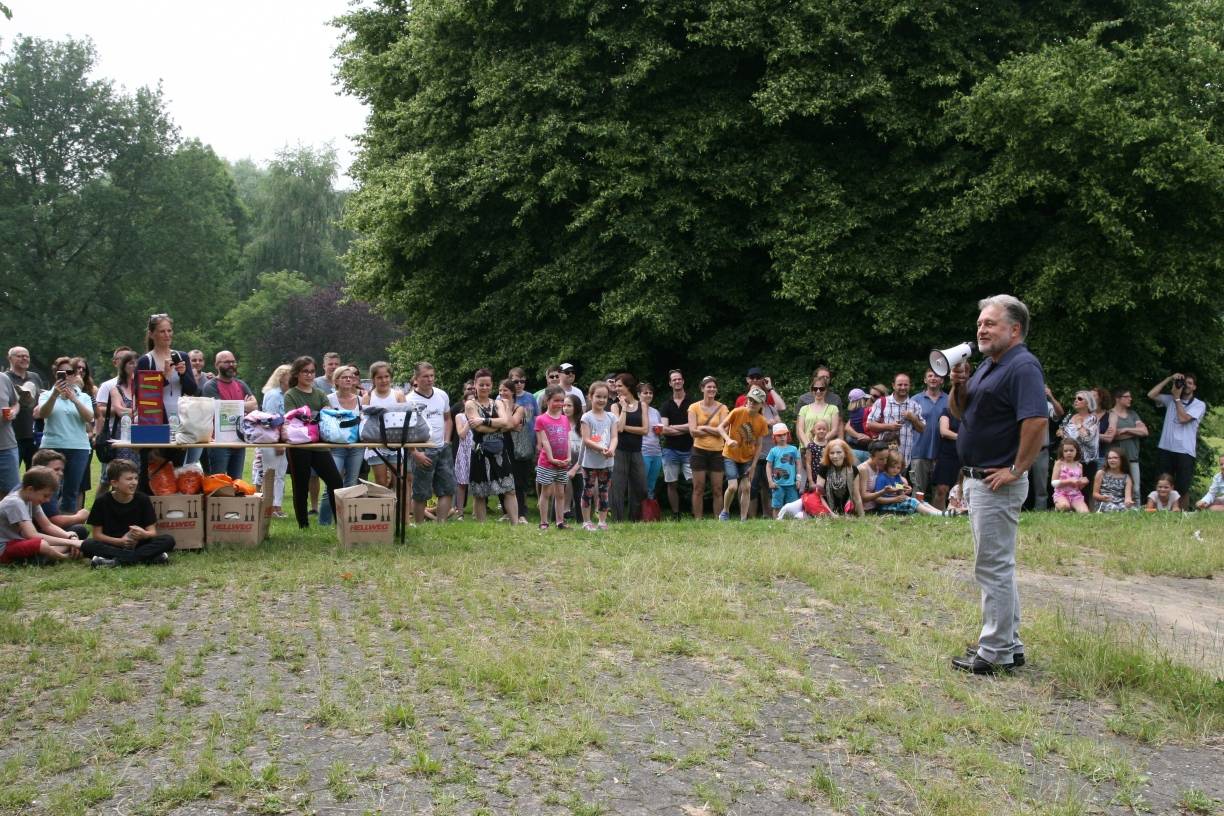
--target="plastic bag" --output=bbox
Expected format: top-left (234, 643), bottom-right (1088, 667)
top-left (176, 396), bottom-right (216, 444)
top-left (175, 463), bottom-right (204, 495)
top-left (284, 406), bottom-right (320, 444)
top-left (232, 479), bottom-right (257, 496)
top-left (203, 473), bottom-right (235, 495)
top-left (148, 460), bottom-right (178, 496)
top-left (802, 489), bottom-right (832, 517)
top-left (319, 407), bottom-right (360, 444)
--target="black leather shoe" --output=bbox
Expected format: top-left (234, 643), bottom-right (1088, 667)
top-left (951, 654), bottom-right (1014, 674)
top-left (964, 645), bottom-right (1025, 667)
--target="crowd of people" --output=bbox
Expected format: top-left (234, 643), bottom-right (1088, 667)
top-left (1, 311), bottom-right (1218, 567)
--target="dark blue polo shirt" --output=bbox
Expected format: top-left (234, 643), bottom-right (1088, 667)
top-left (956, 343), bottom-right (1047, 469)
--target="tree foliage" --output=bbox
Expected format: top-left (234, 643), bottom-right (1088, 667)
top-left (0, 36), bottom-right (244, 369)
top-left (336, 0), bottom-right (1223, 405)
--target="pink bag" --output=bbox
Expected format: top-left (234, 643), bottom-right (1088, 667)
top-left (283, 406), bottom-right (320, 444)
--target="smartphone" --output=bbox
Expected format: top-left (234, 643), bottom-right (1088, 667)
top-left (56, 370), bottom-right (68, 382)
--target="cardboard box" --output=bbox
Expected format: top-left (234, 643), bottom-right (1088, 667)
top-left (214, 400), bottom-right (245, 443)
top-left (131, 424), bottom-right (171, 444)
top-left (151, 493), bottom-right (205, 551)
top-left (205, 488), bottom-right (270, 547)
top-left (334, 480), bottom-right (397, 547)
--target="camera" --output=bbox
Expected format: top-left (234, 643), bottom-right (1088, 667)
top-left (171, 351), bottom-right (183, 365)
top-left (1173, 375), bottom-right (1186, 389)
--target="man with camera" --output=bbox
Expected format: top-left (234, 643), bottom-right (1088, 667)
top-left (1147, 373), bottom-right (1205, 511)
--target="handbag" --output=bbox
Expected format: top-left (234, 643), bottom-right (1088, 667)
top-left (94, 401), bottom-right (117, 464)
top-left (283, 406), bottom-right (320, 444)
top-left (361, 404), bottom-right (409, 444)
top-left (405, 405), bottom-right (431, 444)
top-left (473, 402), bottom-right (504, 455)
top-left (319, 407), bottom-right (361, 444)
top-left (640, 496), bottom-right (662, 522)
top-left (241, 410), bottom-right (284, 444)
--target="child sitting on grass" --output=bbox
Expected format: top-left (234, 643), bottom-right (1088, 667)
top-left (873, 451), bottom-right (941, 516)
top-left (82, 460), bottom-right (176, 568)
top-left (765, 422), bottom-right (800, 519)
top-left (1195, 454), bottom-right (1224, 512)
top-left (0, 467), bottom-right (83, 564)
top-left (1092, 449), bottom-right (1135, 512)
top-left (1144, 473), bottom-right (1180, 511)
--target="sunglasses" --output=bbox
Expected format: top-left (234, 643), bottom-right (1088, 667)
top-left (813, 387), bottom-right (825, 392)
top-left (55, 369), bottom-right (73, 376)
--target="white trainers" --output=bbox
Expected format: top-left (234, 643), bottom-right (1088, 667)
top-left (90, 556), bottom-right (117, 569)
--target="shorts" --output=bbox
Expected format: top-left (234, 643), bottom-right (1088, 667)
top-left (536, 465), bottom-right (570, 485)
top-left (0, 538), bottom-right (42, 563)
top-left (411, 446), bottom-right (456, 501)
top-left (689, 448), bottom-right (724, 474)
top-left (662, 448), bottom-right (692, 482)
top-left (771, 484), bottom-right (799, 509)
top-left (723, 458), bottom-right (753, 482)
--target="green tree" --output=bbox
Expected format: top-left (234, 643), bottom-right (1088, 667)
top-left (0, 36), bottom-right (245, 370)
top-left (336, 0), bottom-right (1223, 405)
top-left (241, 144), bottom-right (351, 289)
top-left (216, 270), bottom-right (315, 378)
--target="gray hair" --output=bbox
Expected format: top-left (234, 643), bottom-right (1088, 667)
top-left (977, 294), bottom-right (1030, 339)
top-left (1075, 389), bottom-right (1097, 412)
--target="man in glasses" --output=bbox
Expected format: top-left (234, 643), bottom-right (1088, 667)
top-left (201, 351), bottom-right (259, 479)
top-left (5, 347), bottom-right (43, 470)
top-left (533, 365), bottom-right (563, 412)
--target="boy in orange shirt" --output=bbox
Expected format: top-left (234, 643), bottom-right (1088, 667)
top-left (718, 387), bottom-right (770, 520)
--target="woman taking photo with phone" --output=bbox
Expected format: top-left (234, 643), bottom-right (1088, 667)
top-left (35, 357), bottom-right (94, 513)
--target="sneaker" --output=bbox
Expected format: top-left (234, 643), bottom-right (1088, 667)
top-left (308, 508), bottom-right (318, 516)
top-left (90, 556), bottom-right (117, 569)
top-left (498, 514), bottom-right (510, 523)
top-left (597, 522), bottom-right (608, 531)
top-left (555, 521), bottom-right (568, 530)
top-left (718, 511), bottom-right (730, 521)
top-left (271, 509), bottom-right (288, 519)
top-left (582, 522), bottom-right (597, 532)
top-left (539, 523), bottom-right (549, 530)
top-left (155, 552), bottom-right (170, 565)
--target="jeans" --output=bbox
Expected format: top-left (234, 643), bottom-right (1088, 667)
top-left (1027, 447), bottom-right (1050, 511)
top-left (17, 438), bottom-right (37, 470)
top-left (320, 447), bottom-right (364, 525)
top-left (609, 449), bottom-right (645, 522)
top-left (208, 447), bottom-right (247, 481)
top-left (643, 454), bottom-right (662, 499)
top-left (0, 447), bottom-right (18, 497)
top-left (182, 447), bottom-right (203, 466)
top-left (48, 447), bottom-right (90, 514)
top-left (964, 474), bottom-right (1028, 664)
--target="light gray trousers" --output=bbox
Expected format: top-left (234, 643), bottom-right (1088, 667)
top-left (965, 474), bottom-right (1028, 664)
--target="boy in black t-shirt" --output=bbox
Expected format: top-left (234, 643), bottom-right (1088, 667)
top-left (82, 460), bottom-right (175, 568)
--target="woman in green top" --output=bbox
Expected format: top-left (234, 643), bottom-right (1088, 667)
top-left (283, 356), bottom-right (344, 529)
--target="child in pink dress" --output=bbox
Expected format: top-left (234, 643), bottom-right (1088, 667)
top-left (1051, 439), bottom-right (1089, 513)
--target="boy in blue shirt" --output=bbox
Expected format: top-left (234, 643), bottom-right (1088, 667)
top-left (765, 422), bottom-right (801, 519)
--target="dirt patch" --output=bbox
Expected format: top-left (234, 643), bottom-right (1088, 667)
top-left (1020, 571), bottom-right (1224, 676)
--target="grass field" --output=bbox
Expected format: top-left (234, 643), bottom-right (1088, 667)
top-left (0, 490), bottom-right (1221, 814)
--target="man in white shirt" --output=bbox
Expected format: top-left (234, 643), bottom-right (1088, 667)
top-left (559, 362), bottom-right (586, 409)
top-left (866, 372), bottom-right (926, 464)
top-left (405, 362), bottom-right (454, 524)
top-left (1147, 372), bottom-right (1206, 510)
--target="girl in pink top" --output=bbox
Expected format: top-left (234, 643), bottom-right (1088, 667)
top-left (534, 385), bottom-right (572, 529)
top-left (1051, 439), bottom-right (1089, 513)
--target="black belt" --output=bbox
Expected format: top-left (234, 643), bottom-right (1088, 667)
top-left (961, 466), bottom-right (991, 479)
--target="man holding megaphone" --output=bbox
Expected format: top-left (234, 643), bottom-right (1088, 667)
top-left (949, 295), bottom-right (1048, 675)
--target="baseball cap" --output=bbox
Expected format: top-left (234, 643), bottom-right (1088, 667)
top-left (746, 366), bottom-right (764, 378)
top-left (848, 387), bottom-right (867, 401)
top-left (771, 422), bottom-right (789, 436)
top-left (559, 362), bottom-right (574, 373)
top-left (746, 386), bottom-right (767, 403)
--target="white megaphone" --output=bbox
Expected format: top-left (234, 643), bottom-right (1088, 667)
top-left (929, 342), bottom-right (975, 377)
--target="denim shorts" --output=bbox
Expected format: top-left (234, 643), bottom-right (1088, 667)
top-left (661, 448), bottom-right (692, 482)
top-left (723, 458), bottom-right (753, 482)
top-left (771, 484), bottom-right (799, 509)
top-left (412, 446), bottom-right (456, 500)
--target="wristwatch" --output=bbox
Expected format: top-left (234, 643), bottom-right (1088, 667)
top-left (1008, 465), bottom-right (1018, 477)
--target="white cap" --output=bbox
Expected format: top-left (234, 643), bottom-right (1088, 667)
top-left (771, 422), bottom-right (789, 436)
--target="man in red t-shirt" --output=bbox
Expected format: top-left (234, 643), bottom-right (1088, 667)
top-left (201, 351), bottom-right (259, 479)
